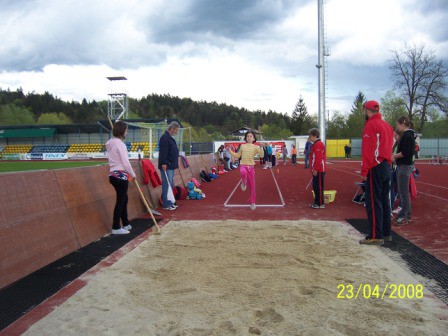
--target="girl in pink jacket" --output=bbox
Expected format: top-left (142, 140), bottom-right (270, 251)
top-left (106, 121), bottom-right (136, 235)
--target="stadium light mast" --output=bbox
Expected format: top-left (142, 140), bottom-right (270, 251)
top-left (317, 0), bottom-right (330, 143)
top-left (107, 76), bottom-right (129, 121)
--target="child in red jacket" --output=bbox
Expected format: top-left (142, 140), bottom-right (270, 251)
top-left (309, 128), bottom-right (326, 208)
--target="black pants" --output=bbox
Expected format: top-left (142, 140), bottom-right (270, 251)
top-left (109, 176), bottom-right (130, 230)
top-left (364, 160), bottom-right (391, 239)
top-left (312, 172), bottom-right (325, 206)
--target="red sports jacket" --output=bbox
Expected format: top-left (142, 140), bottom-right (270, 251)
top-left (310, 139), bottom-right (326, 173)
top-left (361, 113), bottom-right (394, 177)
top-left (141, 159), bottom-right (162, 187)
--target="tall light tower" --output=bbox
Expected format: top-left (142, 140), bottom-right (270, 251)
top-left (107, 76), bottom-right (129, 120)
top-left (317, 0), bottom-right (330, 143)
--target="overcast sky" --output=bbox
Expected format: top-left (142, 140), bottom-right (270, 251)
top-left (1, 0), bottom-right (447, 117)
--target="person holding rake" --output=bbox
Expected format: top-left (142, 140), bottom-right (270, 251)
top-left (106, 121), bottom-right (136, 235)
top-left (227, 131), bottom-right (264, 210)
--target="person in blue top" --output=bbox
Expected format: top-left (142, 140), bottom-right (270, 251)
top-left (263, 143), bottom-right (272, 169)
top-left (158, 121), bottom-right (180, 210)
top-left (304, 138), bottom-right (312, 168)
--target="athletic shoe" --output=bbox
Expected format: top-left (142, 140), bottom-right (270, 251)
top-left (319, 204), bottom-right (325, 209)
top-left (163, 206), bottom-right (176, 211)
top-left (384, 236), bottom-right (392, 242)
top-left (123, 225), bottom-right (132, 231)
top-left (171, 203), bottom-right (178, 209)
top-left (241, 181), bottom-right (247, 191)
top-left (392, 207), bottom-right (402, 214)
top-left (112, 228), bottom-right (129, 235)
top-left (310, 203), bottom-right (320, 209)
top-left (359, 238), bottom-right (384, 245)
top-left (394, 217), bottom-right (409, 225)
top-left (250, 203), bottom-right (256, 210)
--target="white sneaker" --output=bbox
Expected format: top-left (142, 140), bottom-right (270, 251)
top-left (392, 207), bottom-right (402, 214)
top-left (112, 228), bottom-right (129, 235)
top-left (123, 225), bottom-right (132, 231)
top-left (241, 181), bottom-right (246, 191)
top-left (163, 206), bottom-right (176, 211)
top-left (250, 203), bottom-right (256, 210)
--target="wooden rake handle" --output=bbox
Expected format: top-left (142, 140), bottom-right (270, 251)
top-left (133, 179), bottom-right (161, 233)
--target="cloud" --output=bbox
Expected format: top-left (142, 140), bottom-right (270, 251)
top-left (144, 0), bottom-right (303, 44)
top-left (0, 0), bottom-right (447, 117)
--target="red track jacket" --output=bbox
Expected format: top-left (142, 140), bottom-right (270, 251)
top-left (361, 113), bottom-right (394, 177)
top-left (141, 159), bottom-right (162, 187)
top-left (310, 139), bottom-right (326, 173)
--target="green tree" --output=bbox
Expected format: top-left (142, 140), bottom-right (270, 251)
top-left (261, 124), bottom-right (292, 140)
top-left (380, 91), bottom-right (407, 126)
top-left (421, 119), bottom-right (448, 138)
top-left (326, 111), bottom-right (348, 138)
top-left (37, 112), bottom-right (73, 124)
top-left (346, 91), bottom-right (366, 137)
top-left (290, 96), bottom-right (309, 135)
top-left (0, 104), bottom-right (35, 125)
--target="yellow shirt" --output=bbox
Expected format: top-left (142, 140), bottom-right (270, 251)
top-left (230, 143), bottom-right (264, 166)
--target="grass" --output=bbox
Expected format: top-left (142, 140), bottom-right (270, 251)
top-left (0, 161), bottom-right (108, 173)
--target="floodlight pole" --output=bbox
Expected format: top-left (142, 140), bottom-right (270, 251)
top-left (317, 0), bottom-right (326, 143)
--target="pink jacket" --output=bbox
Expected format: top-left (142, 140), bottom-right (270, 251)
top-left (106, 138), bottom-right (136, 178)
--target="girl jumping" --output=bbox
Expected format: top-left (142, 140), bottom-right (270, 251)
top-left (228, 131), bottom-right (264, 210)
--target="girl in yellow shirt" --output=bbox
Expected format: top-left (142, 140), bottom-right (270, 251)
top-left (228, 131), bottom-right (264, 210)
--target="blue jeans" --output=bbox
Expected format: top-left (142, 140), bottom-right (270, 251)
top-left (396, 165), bottom-right (414, 219)
top-left (160, 169), bottom-right (175, 208)
top-left (390, 168), bottom-right (397, 209)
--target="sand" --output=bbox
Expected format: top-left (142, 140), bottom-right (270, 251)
top-left (23, 220), bottom-right (448, 336)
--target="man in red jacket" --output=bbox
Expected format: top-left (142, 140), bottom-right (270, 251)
top-left (309, 128), bottom-right (326, 208)
top-left (360, 100), bottom-right (394, 245)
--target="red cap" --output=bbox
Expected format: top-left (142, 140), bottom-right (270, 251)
top-left (363, 100), bottom-right (380, 111)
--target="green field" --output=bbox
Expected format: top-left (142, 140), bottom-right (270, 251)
top-left (0, 161), bottom-right (108, 173)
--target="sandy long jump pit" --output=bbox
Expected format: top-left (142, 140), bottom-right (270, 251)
top-left (24, 220), bottom-right (447, 335)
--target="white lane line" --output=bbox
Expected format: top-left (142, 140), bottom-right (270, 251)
top-left (417, 191), bottom-right (448, 202)
top-left (269, 167), bottom-right (285, 206)
top-left (224, 168), bottom-right (285, 207)
top-left (225, 204), bottom-right (285, 208)
top-left (223, 179), bottom-right (241, 207)
top-left (329, 166), bottom-right (361, 177)
top-left (416, 181), bottom-right (448, 190)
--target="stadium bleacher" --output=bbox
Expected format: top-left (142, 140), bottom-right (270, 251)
top-left (0, 142), bottom-right (156, 158)
top-left (1, 145), bottom-right (34, 154)
top-left (30, 145), bottom-right (70, 153)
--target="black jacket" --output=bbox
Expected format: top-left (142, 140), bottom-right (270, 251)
top-left (158, 130), bottom-right (179, 170)
top-left (396, 129), bottom-right (415, 166)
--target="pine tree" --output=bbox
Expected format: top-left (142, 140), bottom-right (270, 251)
top-left (290, 96), bottom-right (309, 135)
top-left (346, 91), bottom-right (366, 137)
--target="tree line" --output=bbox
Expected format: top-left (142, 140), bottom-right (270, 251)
top-left (0, 44), bottom-right (447, 140)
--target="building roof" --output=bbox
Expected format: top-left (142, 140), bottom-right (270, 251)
top-left (228, 126), bottom-right (261, 136)
top-left (0, 118), bottom-right (183, 137)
